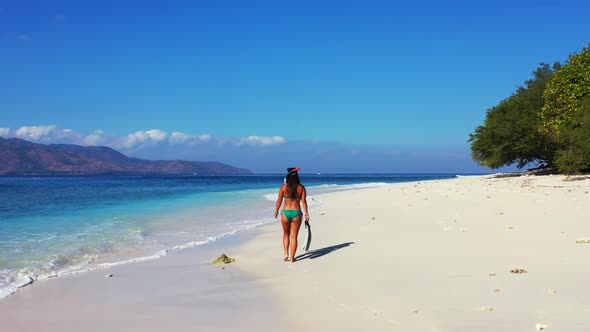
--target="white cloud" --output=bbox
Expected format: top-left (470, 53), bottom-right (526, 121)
top-left (14, 125), bottom-right (81, 143)
top-left (198, 134), bottom-right (212, 142)
top-left (240, 135), bottom-right (286, 146)
top-left (169, 131), bottom-right (192, 144)
top-left (169, 132), bottom-right (213, 145)
top-left (15, 125), bottom-right (57, 141)
top-left (120, 129), bottom-right (168, 149)
top-left (7, 125), bottom-right (286, 153)
top-left (83, 130), bottom-right (109, 146)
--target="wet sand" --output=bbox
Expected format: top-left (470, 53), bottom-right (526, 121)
top-left (0, 235), bottom-right (289, 332)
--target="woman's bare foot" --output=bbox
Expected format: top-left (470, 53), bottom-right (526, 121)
top-left (283, 257), bottom-right (290, 262)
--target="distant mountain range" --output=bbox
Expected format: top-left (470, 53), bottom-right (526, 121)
top-left (0, 137), bottom-right (252, 175)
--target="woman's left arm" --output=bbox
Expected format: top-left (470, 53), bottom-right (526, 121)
top-left (301, 186), bottom-right (309, 221)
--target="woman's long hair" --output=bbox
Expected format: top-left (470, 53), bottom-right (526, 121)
top-left (286, 172), bottom-right (301, 198)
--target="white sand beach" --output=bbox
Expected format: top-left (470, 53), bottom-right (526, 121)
top-left (236, 174), bottom-right (590, 331)
top-left (2, 174), bottom-right (589, 331)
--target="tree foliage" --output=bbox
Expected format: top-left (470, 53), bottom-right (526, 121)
top-left (538, 46), bottom-right (590, 173)
top-left (469, 63), bottom-right (559, 169)
top-left (541, 46), bottom-right (590, 139)
top-left (470, 45), bottom-right (590, 174)
top-left (553, 96), bottom-right (590, 173)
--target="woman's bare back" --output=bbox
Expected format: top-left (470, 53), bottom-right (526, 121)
top-left (281, 184), bottom-right (305, 210)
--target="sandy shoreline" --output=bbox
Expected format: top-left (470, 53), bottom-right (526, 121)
top-left (0, 232), bottom-right (289, 332)
top-left (2, 174), bottom-right (590, 331)
top-left (235, 174), bottom-right (590, 331)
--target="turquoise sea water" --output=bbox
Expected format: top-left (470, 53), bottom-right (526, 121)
top-left (0, 174), bottom-right (458, 298)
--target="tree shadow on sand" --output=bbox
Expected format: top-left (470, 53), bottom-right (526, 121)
top-left (295, 242), bottom-right (354, 261)
top-left (564, 175), bottom-right (590, 181)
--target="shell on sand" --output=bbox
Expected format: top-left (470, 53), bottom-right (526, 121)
top-left (510, 268), bottom-right (528, 274)
top-left (536, 323), bottom-right (547, 330)
top-left (212, 254), bottom-right (236, 264)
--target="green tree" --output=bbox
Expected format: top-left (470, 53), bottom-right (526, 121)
top-left (469, 63), bottom-right (559, 169)
top-left (553, 96), bottom-right (590, 173)
top-left (541, 46), bottom-right (590, 138)
top-left (540, 46), bottom-right (590, 174)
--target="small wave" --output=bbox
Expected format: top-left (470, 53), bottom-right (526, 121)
top-left (172, 218), bottom-right (275, 250)
top-left (310, 182), bottom-right (389, 190)
top-left (86, 250), bottom-right (169, 270)
top-left (0, 270), bottom-right (36, 299)
top-left (36, 235), bottom-right (57, 243)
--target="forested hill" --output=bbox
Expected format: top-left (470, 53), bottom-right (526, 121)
top-left (0, 137), bottom-right (252, 176)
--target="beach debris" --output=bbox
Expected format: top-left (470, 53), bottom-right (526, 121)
top-left (510, 268), bottom-right (528, 274)
top-left (508, 226), bottom-right (514, 230)
top-left (320, 213), bottom-right (326, 215)
top-left (371, 309), bottom-right (382, 316)
top-left (536, 323), bottom-right (548, 330)
top-left (488, 273), bottom-right (496, 277)
top-left (212, 254), bottom-right (236, 264)
top-left (492, 289), bottom-right (502, 294)
top-left (480, 306), bottom-right (494, 312)
top-left (371, 217), bottom-right (375, 221)
top-left (575, 238), bottom-right (590, 244)
top-left (105, 273), bottom-right (113, 278)
top-left (546, 288), bottom-right (558, 294)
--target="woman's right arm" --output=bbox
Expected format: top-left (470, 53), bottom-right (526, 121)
top-left (274, 186), bottom-right (283, 218)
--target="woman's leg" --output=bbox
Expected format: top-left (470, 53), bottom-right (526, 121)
top-left (288, 215), bottom-right (303, 262)
top-left (280, 212), bottom-right (291, 261)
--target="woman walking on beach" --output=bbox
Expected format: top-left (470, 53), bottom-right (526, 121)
top-left (274, 167), bottom-right (309, 262)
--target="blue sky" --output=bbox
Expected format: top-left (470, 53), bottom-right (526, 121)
top-left (1, 0), bottom-right (589, 173)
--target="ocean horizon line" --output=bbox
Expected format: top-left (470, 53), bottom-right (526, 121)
top-left (0, 172), bottom-right (494, 177)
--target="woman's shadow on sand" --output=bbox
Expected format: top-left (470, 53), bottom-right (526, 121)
top-left (295, 242), bottom-right (354, 261)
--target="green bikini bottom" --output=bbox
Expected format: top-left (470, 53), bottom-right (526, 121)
top-left (282, 210), bottom-right (303, 221)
